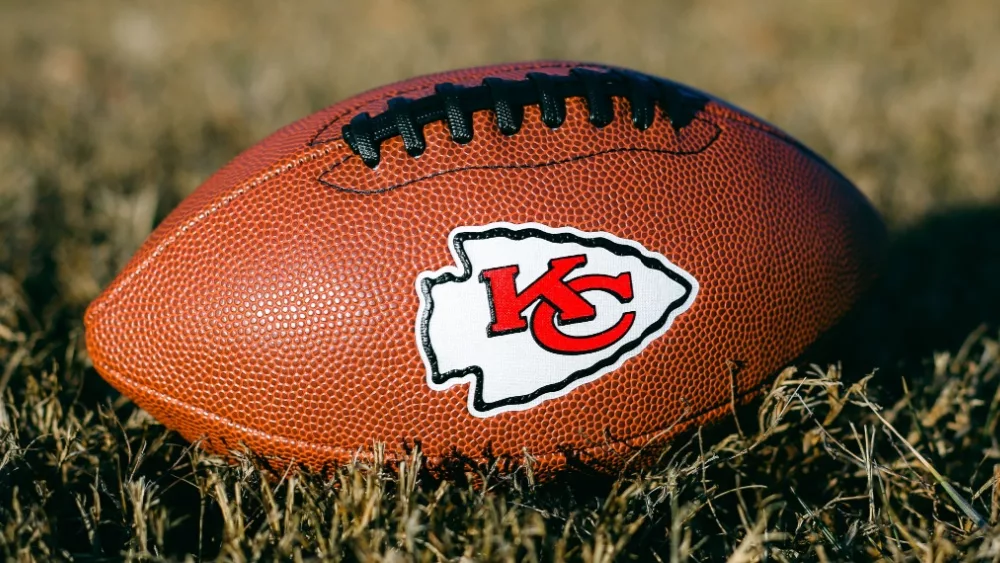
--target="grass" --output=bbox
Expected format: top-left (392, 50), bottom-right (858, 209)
top-left (2, 0), bottom-right (1000, 560)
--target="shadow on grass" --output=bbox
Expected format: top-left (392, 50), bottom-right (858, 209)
top-left (813, 204), bottom-right (1000, 385)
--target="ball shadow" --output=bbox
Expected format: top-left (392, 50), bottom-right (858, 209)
top-left (812, 204), bottom-right (1000, 383)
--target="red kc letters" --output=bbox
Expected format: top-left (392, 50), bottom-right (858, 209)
top-left (480, 255), bottom-right (636, 354)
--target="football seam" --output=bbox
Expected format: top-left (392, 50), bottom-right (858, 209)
top-left (318, 118), bottom-right (721, 194)
top-left (86, 141), bottom-right (344, 316)
top-left (93, 353), bottom-right (764, 464)
top-left (711, 111), bottom-right (854, 186)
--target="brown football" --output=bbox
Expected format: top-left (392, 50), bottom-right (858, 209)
top-left (85, 61), bottom-right (885, 478)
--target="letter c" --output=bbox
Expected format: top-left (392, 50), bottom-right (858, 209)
top-left (530, 273), bottom-right (635, 355)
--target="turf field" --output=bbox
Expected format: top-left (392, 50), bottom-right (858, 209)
top-left (2, 0), bottom-right (999, 560)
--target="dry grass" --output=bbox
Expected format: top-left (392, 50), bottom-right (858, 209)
top-left (2, 0), bottom-right (1000, 560)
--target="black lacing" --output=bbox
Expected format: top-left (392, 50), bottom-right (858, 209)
top-left (342, 67), bottom-right (707, 168)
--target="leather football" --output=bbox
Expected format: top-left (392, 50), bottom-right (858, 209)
top-left (85, 61), bottom-right (886, 478)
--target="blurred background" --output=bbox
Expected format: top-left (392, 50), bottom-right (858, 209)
top-left (2, 2), bottom-right (1000, 558)
top-left (1, 0), bottom-right (999, 376)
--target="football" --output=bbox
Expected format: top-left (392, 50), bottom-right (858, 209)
top-left (85, 61), bottom-right (886, 478)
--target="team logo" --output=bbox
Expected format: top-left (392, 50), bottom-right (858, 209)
top-left (416, 223), bottom-right (698, 418)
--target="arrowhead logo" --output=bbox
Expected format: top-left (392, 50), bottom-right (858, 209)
top-left (416, 223), bottom-right (698, 418)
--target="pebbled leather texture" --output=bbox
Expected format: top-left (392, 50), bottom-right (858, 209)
top-left (85, 61), bottom-right (886, 478)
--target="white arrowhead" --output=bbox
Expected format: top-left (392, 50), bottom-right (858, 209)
top-left (416, 223), bottom-right (698, 418)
